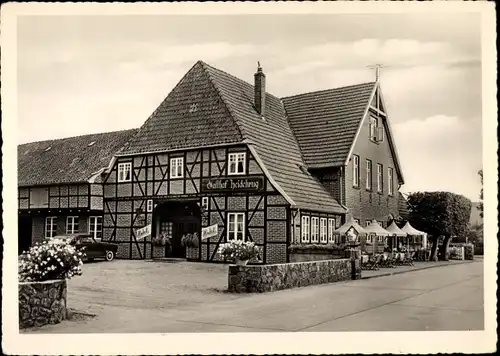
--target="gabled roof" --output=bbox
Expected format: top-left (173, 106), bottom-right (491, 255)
top-left (118, 61), bottom-right (243, 155)
top-left (282, 82), bottom-right (376, 168)
top-left (119, 60), bottom-right (345, 214)
top-left (18, 129), bottom-right (138, 187)
top-left (398, 192), bottom-right (410, 219)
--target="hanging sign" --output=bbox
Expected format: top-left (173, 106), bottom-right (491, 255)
top-left (201, 224), bottom-right (218, 240)
top-left (136, 224), bottom-right (152, 241)
top-left (201, 177), bottom-right (265, 193)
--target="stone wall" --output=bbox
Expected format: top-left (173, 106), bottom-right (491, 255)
top-left (228, 258), bottom-right (358, 293)
top-left (19, 279), bottom-right (67, 328)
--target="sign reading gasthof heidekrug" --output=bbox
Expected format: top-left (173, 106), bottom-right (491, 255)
top-left (201, 177), bottom-right (265, 193)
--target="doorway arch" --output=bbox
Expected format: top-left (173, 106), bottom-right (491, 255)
top-left (152, 200), bottom-right (201, 258)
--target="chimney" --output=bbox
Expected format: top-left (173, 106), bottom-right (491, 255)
top-left (254, 61), bottom-right (266, 117)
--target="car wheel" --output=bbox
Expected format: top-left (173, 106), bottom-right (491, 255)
top-left (105, 250), bottom-right (115, 261)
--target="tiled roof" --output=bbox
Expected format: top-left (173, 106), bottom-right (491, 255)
top-left (282, 82), bottom-right (375, 168)
top-left (118, 62), bottom-right (243, 155)
top-left (398, 192), bottom-right (410, 219)
top-left (202, 62), bottom-right (346, 214)
top-left (119, 60), bottom-right (345, 214)
top-left (18, 129), bottom-right (138, 186)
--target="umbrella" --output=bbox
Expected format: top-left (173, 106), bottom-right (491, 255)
top-left (364, 220), bottom-right (390, 253)
top-left (386, 221), bottom-right (407, 250)
top-left (401, 222), bottom-right (426, 236)
top-left (334, 215), bottom-right (367, 236)
top-left (401, 222), bottom-right (426, 250)
top-left (364, 220), bottom-right (390, 236)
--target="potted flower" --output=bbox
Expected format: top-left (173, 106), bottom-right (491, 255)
top-left (217, 240), bottom-right (260, 266)
top-left (181, 233), bottom-right (199, 260)
top-left (152, 232), bottom-right (172, 256)
top-left (18, 238), bottom-right (84, 328)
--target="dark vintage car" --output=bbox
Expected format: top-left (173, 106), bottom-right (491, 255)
top-left (53, 234), bottom-right (118, 261)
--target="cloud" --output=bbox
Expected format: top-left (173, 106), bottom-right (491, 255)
top-left (393, 115), bottom-right (482, 201)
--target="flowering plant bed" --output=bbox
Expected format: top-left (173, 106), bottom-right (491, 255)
top-left (18, 239), bottom-right (84, 328)
top-left (181, 233), bottom-right (200, 248)
top-left (19, 238), bottom-right (84, 282)
top-left (217, 240), bottom-right (260, 262)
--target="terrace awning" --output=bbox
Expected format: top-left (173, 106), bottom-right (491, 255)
top-left (401, 222), bottom-right (426, 236)
top-left (364, 220), bottom-right (390, 236)
top-left (386, 221), bottom-right (407, 237)
top-left (334, 215), bottom-right (367, 235)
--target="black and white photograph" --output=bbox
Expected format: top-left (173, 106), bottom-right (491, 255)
top-left (1, 2), bottom-right (497, 355)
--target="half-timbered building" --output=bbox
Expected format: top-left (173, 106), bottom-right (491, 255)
top-left (17, 130), bottom-right (137, 254)
top-left (18, 60), bottom-right (409, 263)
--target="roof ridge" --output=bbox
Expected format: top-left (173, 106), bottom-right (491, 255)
top-left (281, 81), bottom-right (376, 100)
top-left (18, 128), bottom-right (138, 147)
top-left (201, 60), bottom-right (283, 102)
top-left (199, 61), bottom-right (247, 142)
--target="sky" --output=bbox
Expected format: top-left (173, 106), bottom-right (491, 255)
top-left (17, 13), bottom-right (483, 201)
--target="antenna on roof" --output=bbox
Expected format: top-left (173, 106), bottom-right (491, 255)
top-left (367, 64), bottom-right (384, 82)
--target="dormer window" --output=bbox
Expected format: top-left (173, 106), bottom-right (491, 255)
top-left (228, 152), bottom-right (246, 175)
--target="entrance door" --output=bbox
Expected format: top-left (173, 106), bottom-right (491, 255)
top-left (155, 201), bottom-right (201, 259)
top-left (171, 219), bottom-right (199, 258)
top-left (18, 215), bottom-right (32, 255)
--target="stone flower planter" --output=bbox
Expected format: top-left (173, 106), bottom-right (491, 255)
top-left (19, 279), bottom-right (67, 328)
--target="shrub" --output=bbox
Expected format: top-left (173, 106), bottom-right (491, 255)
top-left (181, 233), bottom-right (200, 248)
top-left (288, 243), bottom-right (347, 252)
top-left (18, 238), bottom-right (84, 282)
top-left (217, 240), bottom-right (260, 261)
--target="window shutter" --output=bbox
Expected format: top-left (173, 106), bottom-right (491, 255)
top-left (377, 127), bottom-right (384, 142)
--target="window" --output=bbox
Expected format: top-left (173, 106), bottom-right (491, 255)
top-left (353, 219), bottom-right (359, 224)
top-left (365, 221), bottom-right (371, 228)
top-left (170, 157), bottom-right (184, 178)
top-left (118, 162), bottom-right (132, 182)
top-left (301, 216), bottom-right (310, 243)
top-left (311, 217), bottom-right (319, 243)
top-left (320, 218), bottom-right (327, 243)
top-left (369, 117), bottom-right (377, 140)
top-left (328, 218), bottom-right (335, 243)
top-left (367, 234), bottom-right (373, 243)
top-left (66, 216), bottom-right (79, 234)
top-left (353, 155), bottom-right (360, 187)
top-left (228, 152), bottom-right (246, 175)
top-left (377, 163), bottom-right (383, 193)
top-left (201, 197), bottom-right (209, 210)
top-left (227, 213), bottom-right (245, 241)
top-left (388, 167), bottom-right (394, 196)
top-left (366, 159), bottom-right (372, 190)
top-left (45, 217), bottom-right (57, 238)
top-left (89, 216), bottom-right (103, 239)
top-left (146, 200), bottom-right (154, 213)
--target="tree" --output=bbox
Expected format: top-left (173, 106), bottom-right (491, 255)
top-left (478, 170), bottom-right (483, 218)
top-left (407, 191), bottom-right (472, 261)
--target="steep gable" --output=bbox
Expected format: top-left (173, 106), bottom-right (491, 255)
top-left (118, 61), bottom-right (243, 156)
top-left (18, 129), bottom-right (138, 186)
top-left (282, 82), bottom-right (376, 168)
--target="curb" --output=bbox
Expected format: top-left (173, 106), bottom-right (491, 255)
top-left (361, 260), bottom-right (476, 280)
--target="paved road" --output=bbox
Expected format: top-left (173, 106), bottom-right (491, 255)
top-left (25, 259), bottom-right (483, 333)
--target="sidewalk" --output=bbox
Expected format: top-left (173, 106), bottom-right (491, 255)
top-left (361, 258), bottom-right (475, 279)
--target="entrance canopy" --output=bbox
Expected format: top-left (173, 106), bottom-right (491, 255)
top-left (364, 220), bottom-right (390, 236)
top-left (386, 221), bottom-right (407, 237)
top-left (334, 215), bottom-right (367, 236)
top-left (401, 221), bottom-right (426, 236)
